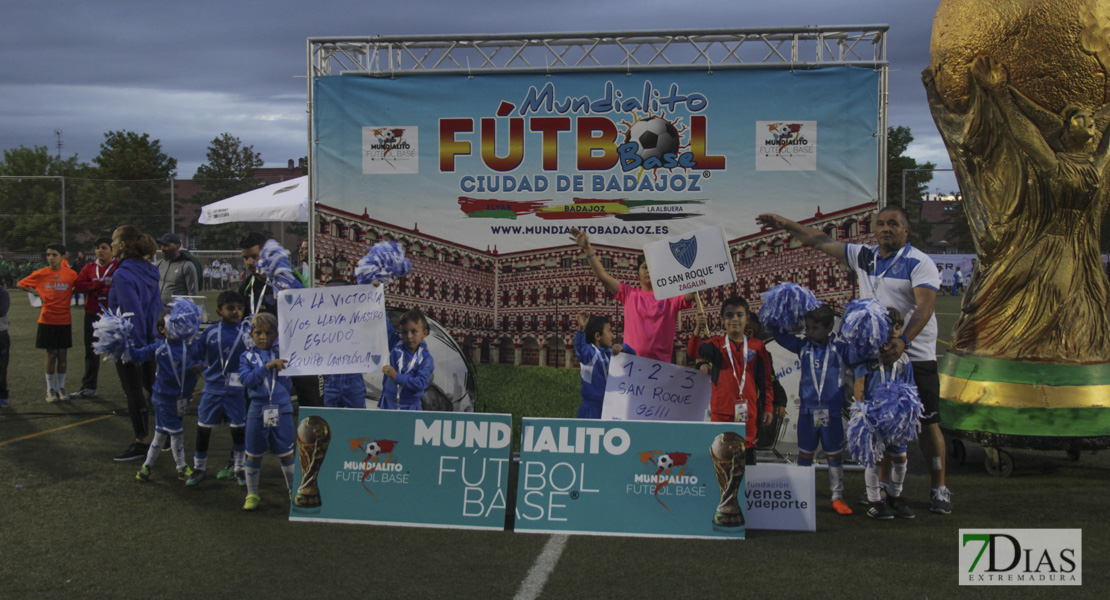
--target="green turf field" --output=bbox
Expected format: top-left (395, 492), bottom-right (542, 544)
top-left (1, 292), bottom-right (1107, 598)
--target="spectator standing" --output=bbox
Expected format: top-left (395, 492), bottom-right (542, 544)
top-left (0, 286), bottom-right (9, 408)
top-left (18, 243), bottom-right (78, 402)
top-left (109, 226), bottom-right (164, 462)
top-left (70, 237), bottom-right (119, 399)
top-left (156, 233), bottom-right (198, 306)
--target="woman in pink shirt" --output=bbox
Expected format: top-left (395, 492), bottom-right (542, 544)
top-left (570, 228), bottom-right (694, 362)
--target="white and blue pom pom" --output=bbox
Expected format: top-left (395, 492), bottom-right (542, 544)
top-left (165, 297), bottom-right (202, 341)
top-left (355, 240), bottom-right (412, 285)
top-left (871, 381), bottom-right (923, 446)
top-left (839, 298), bottom-right (891, 359)
top-left (758, 282), bottom-right (821, 331)
top-left (258, 239), bottom-right (301, 290)
top-left (92, 308), bottom-right (135, 362)
top-left (846, 401), bottom-right (885, 465)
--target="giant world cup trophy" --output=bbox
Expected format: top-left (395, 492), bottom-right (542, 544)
top-left (925, 0), bottom-right (1110, 466)
top-left (294, 416), bottom-right (332, 508)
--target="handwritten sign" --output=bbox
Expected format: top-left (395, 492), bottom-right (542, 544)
top-left (277, 284), bottom-right (388, 376)
top-left (643, 225), bottom-right (736, 301)
top-left (600, 353), bottom-right (711, 422)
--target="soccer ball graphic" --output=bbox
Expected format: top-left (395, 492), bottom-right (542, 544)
top-left (365, 441), bottom-right (381, 459)
top-left (774, 123), bottom-right (793, 137)
top-left (379, 129), bottom-right (396, 145)
top-left (656, 453), bottom-right (674, 470)
top-left (625, 117), bottom-right (680, 162)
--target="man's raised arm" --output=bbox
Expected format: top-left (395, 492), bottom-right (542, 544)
top-left (755, 213), bottom-right (847, 263)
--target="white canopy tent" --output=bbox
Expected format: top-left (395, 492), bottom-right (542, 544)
top-left (197, 176), bottom-right (309, 224)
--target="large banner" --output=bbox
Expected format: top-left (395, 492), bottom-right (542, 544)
top-left (313, 68), bottom-right (879, 252)
top-left (289, 408), bottom-right (511, 530)
top-left (515, 418), bottom-right (748, 539)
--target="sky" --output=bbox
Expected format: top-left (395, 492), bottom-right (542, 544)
top-left (0, 0), bottom-right (958, 194)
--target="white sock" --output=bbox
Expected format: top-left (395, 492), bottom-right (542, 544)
top-left (280, 459), bottom-right (295, 492)
top-left (170, 434), bottom-right (186, 469)
top-left (890, 461), bottom-right (908, 498)
top-left (828, 465), bottom-right (844, 499)
top-left (144, 432), bottom-right (167, 468)
top-left (45, 374), bottom-right (54, 392)
top-left (56, 373), bottom-right (66, 390)
top-left (864, 465), bottom-right (881, 502)
top-left (194, 455), bottom-right (208, 472)
top-left (246, 460), bottom-right (261, 496)
top-left (234, 450), bottom-right (246, 472)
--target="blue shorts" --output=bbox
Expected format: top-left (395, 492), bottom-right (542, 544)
top-left (245, 403), bottom-right (294, 457)
top-left (796, 412), bottom-right (845, 455)
top-left (885, 443), bottom-right (907, 455)
top-left (152, 394), bottom-right (187, 435)
top-left (197, 388), bottom-right (247, 428)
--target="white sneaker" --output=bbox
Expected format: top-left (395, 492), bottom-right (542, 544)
top-left (46, 390), bottom-right (59, 403)
top-left (56, 388), bottom-right (67, 402)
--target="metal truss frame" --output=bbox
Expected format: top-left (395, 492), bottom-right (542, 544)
top-left (308, 26), bottom-right (886, 77)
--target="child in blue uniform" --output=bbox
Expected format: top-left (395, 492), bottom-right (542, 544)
top-left (238, 313), bottom-right (296, 511)
top-left (573, 312), bottom-right (635, 418)
top-left (853, 307), bottom-right (915, 520)
top-left (133, 306), bottom-right (203, 483)
top-left (379, 310), bottom-right (434, 410)
top-left (186, 291), bottom-right (250, 487)
top-left (770, 304), bottom-right (854, 515)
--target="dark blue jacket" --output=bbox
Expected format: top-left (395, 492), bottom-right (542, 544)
top-left (108, 257), bottom-right (162, 349)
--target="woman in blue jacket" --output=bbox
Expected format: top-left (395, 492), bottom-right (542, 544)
top-left (109, 226), bottom-right (165, 462)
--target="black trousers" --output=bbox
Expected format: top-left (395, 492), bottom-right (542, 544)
top-left (116, 360), bottom-right (156, 439)
top-left (0, 331), bottom-right (9, 399)
top-left (81, 312), bottom-right (101, 390)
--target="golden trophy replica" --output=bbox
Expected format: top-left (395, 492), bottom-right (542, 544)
top-left (294, 416), bottom-right (332, 508)
top-left (710, 432), bottom-right (746, 527)
top-left (925, 0), bottom-right (1110, 473)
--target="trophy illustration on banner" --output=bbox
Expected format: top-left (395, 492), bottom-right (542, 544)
top-left (293, 416), bottom-right (332, 509)
top-left (709, 431), bottom-right (746, 527)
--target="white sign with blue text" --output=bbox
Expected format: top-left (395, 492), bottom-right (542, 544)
top-left (643, 225), bottom-right (736, 301)
top-left (277, 284), bottom-right (388, 376)
top-left (600, 353), bottom-right (711, 422)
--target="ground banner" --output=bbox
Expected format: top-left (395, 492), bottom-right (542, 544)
top-left (277, 284), bottom-right (388, 376)
top-left (515, 417), bottom-right (748, 539)
top-left (289, 408), bottom-right (512, 530)
top-left (642, 225), bottom-right (735, 300)
top-left (313, 68), bottom-right (879, 252)
top-left (600, 353), bottom-right (711, 421)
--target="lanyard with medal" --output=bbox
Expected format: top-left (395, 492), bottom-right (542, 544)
top-left (394, 346), bottom-right (423, 403)
top-left (864, 244), bottom-right (908, 299)
top-left (219, 323), bottom-right (245, 387)
top-left (246, 276), bottom-right (268, 317)
top-left (261, 349), bottom-right (280, 428)
top-left (808, 337), bottom-right (834, 428)
top-left (724, 335), bottom-right (749, 423)
top-left (168, 341), bottom-right (190, 417)
top-left (95, 261), bottom-right (115, 309)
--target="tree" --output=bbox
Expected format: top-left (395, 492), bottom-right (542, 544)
top-left (0, 145), bottom-right (87, 251)
top-left (188, 133), bottom-right (266, 249)
top-left (886, 125), bottom-right (936, 248)
top-left (75, 130), bottom-right (179, 239)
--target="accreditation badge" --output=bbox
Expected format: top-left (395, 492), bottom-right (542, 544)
top-left (734, 400), bottom-right (748, 423)
top-left (176, 397), bottom-right (189, 417)
top-left (226, 372), bottom-right (242, 387)
top-left (813, 408), bottom-right (830, 428)
top-left (263, 405), bottom-right (279, 428)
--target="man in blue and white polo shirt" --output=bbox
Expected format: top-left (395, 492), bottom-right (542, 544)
top-left (756, 206), bottom-right (952, 515)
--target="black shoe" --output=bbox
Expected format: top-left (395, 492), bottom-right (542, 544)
top-left (866, 501), bottom-right (894, 520)
top-left (886, 495), bottom-right (916, 519)
top-left (114, 442), bottom-right (149, 462)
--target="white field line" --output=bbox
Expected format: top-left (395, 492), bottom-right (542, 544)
top-left (514, 534), bottom-right (569, 600)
